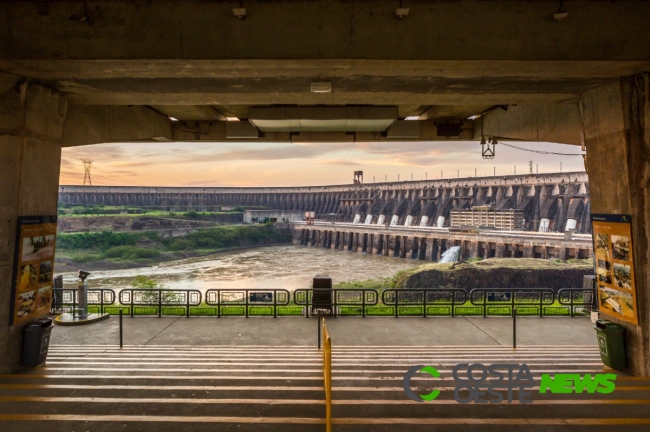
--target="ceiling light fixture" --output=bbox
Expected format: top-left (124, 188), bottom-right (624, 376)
top-left (169, 117), bottom-right (179, 122)
top-left (70, 1), bottom-right (89, 21)
top-left (553, 0), bottom-right (568, 20)
top-left (226, 117), bottom-right (240, 121)
top-left (404, 116), bottom-right (419, 121)
top-left (232, 1), bottom-right (246, 19)
top-left (310, 82), bottom-right (332, 93)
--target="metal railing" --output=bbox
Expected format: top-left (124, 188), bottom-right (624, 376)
top-left (51, 288), bottom-right (116, 315)
top-left (469, 288), bottom-right (556, 317)
top-left (557, 288), bottom-right (597, 317)
top-left (119, 289), bottom-right (202, 317)
top-left (204, 289), bottom-right (292, 317)
top-left (382, 289), bottom-right (468, 317)
top-left (50, 287), bottom-right (596, 318)
top-left (294, 288), bottom-right (379, 317)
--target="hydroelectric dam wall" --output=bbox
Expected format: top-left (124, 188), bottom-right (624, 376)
top-left (59, 171), bottom-right (590, 234)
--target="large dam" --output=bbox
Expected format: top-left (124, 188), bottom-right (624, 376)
top-left (59, 171), bottom-right (590, 234)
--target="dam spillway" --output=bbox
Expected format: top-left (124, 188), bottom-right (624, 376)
top-left (291, 222), bottom-right (593, 262)
top-left (59, 171), bottom-right (590, 234)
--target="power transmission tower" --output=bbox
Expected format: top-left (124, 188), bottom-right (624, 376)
top-left (81, 159), bottom-right (93, 186)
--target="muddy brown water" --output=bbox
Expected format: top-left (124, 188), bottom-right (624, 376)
top-left (59, 245), bottom-right (418, 294)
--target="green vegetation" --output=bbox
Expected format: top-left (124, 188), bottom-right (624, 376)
top-left (104, 246), bottom-right (161, 260)
top-left (56, 223), bottom-right (290, 267)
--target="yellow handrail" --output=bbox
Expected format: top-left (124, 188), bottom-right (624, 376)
top-left (322, 316), bottom-right (332, 432)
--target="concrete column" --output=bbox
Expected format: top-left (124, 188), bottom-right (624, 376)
top-left (400, 236), bottom-right (408, 258)
top-left (495, 243), bottom-right (506, 258)
top-left (1, 82), bottom-right (66, 373)
top-left (425, 240), bottom-right (434, 261)
top-left (467, 241), bottom-right (479, 259)
top-left (581, 74), bottom-right (650, 376)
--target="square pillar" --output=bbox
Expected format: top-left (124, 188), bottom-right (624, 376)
top-left (1, 82), bottom-right (66, 374)
top-left (581, 74), bottom-right (650, 376)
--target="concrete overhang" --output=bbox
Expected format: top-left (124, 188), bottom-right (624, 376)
top-left (248, 106), bottom-right (397, 132)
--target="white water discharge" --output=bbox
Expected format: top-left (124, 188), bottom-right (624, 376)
top-left (438, 246), bottom-right (461, 263)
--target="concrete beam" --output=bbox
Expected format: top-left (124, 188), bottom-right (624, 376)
top-left (62, 105), bottom-right (172, 147)
top-left (473, 104), bottom-right (584, 145)
top-left (172, 119), bottom-right (473, 142)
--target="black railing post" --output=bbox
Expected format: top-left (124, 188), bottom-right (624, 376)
top-left (362, 290), bottom-right (366, 318)
top-left (100, 290), bottom-right (104, 314)
top-left (245, 290), bottom-right (249, 318)
top-left (217, 290), bottom-right (221, 318)
top-left (451, 290), bottom-right (456, 318)
top-left (395, 291), bottom-right (399, 318)
top-left (423, 289), bottom-right (427, 318)
top-left (539, 290), bottom-right (543, 318)
top-left (119, 309), bottom-right (123, 348)
top-left (130, 290), bottom-right (134, 318)
top-left (158, 289), bottom-right (162, 318)
top-left (273, 290), bottom-right (277, 318)
top-left (186, 292), bottom-right (190, 318)
top-left (483, 291), bottom-right (487, 318)
top-left (570, 290), bottom-right (575, 318)
top-left (513, 307), bottom-right (517, 349)
top-left (333, 290), bottom-right (337, 318)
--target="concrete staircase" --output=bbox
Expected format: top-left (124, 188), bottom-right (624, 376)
top-left (0, 345), bottom-right (648, 431)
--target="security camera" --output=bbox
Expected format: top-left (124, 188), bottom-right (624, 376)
top-left (77, 270), bottom-right (91, 281)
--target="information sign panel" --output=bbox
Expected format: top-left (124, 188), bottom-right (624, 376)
top-left (10, 216), bottom-right (58, 325)
top-left (591, 214), bottom-right (638, 325)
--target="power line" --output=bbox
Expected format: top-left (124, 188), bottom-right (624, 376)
top-left (498, 141), bottom-right (584, 156)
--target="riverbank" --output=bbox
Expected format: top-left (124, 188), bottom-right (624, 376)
top-left (334, 258), bottom-right (594, 289)
top-left (54, 224), bottom-right (291, 271)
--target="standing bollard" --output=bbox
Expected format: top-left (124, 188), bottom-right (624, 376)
top-left (119, 310), bottom-right (123, 348)
top-left (512, 307), bottom-right (517, 349)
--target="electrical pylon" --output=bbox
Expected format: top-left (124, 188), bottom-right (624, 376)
top-left (81, 159), bottom-right (93, 186)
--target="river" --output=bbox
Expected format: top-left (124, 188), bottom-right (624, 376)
top-left (59, 245), bottom-right (419, 293)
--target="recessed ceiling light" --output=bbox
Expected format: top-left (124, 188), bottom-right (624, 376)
top-left (169, 117), bottom-right (179, 121)
top-left (404, 116), bottom-right (419, 121)
top-left (226, 117), bottom-right (240, 121)
top-left (311, 82), bottom-right (332, 93)
top-left (467, 115), bottom-right (480, 120)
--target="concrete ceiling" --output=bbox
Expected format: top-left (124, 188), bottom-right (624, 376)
top-left (2, 0), bottom-right (650, 128)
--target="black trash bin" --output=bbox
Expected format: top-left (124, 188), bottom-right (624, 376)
top-left (21, 318), bottom-right (53, 367)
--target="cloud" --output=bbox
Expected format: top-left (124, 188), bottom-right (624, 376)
top-left (318, 159), bottom-right (362, 166)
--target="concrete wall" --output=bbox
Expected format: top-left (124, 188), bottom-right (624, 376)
top-left (59, 172), bottom-right (591, 233)
top-left (580, 74), bottom-right (650, 377)
top-left (292, 224), bottom-right (593, 263)
top-left (0, 80), bottom-right (66, 374)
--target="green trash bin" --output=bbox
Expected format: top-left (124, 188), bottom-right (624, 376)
top-left (594, 320), bottom-right (627, 369)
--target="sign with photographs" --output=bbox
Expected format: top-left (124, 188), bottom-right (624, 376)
top-left (10, 216), bottom-right (58, 326)
top-left (591, 214), bottom-right (638, 325)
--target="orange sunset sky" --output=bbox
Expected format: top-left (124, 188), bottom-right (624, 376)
top-left (60, 140), bottom-right (586, 187)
